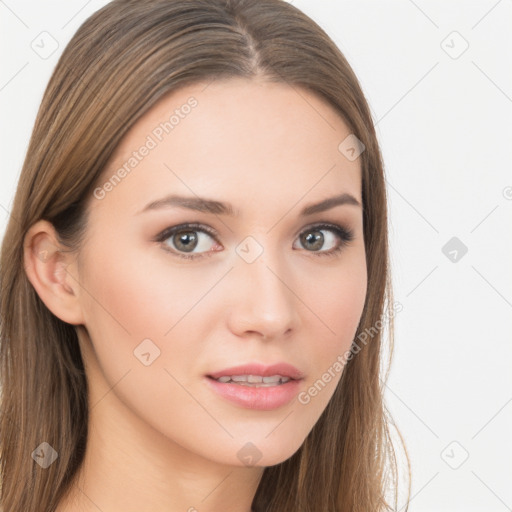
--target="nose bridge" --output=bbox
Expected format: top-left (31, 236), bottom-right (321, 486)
top-left (229, 238), bottom-right (298, 337)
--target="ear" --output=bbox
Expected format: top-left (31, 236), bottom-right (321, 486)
top-left (23, 219), bottom-right (85, 325)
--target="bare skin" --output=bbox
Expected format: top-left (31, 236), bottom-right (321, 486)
top-left (24, 76), bottom-right (367, 512)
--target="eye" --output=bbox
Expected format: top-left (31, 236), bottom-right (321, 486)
top-left (293, 223), bottom-right (355, 258)
top-left (154, 222), bottom-right (355, 261)
top-left (155, 223), bottom-right (221, 260)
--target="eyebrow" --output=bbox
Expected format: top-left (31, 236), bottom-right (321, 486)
top-left (138, 192), bottom-right (361, 217)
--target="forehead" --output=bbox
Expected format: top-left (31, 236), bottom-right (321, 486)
top-left (94, 77), bottom-right (362, 218)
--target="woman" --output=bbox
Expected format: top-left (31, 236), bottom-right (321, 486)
top-left (0, 0), bottom-right (410, 510)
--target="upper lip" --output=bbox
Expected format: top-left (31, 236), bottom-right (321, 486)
top-left (207, 363), bottom-right (304, 380)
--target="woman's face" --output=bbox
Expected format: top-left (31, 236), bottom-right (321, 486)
top-left (74, 77), bottom-right (367, 467)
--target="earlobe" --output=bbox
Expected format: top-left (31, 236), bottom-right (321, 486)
top-left (23, 220), bottom-right (85, 326)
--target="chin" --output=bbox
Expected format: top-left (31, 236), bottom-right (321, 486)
top-left (220, 435), bottom-right (305, 469)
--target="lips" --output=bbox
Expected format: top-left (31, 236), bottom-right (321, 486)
top-left (214, 375), bottom-right (291, 386)
top-left (207, 362), bottom-right (305, 382)
top-left (205, 362), bottom-right (305, 410)
top-left (205, 370), bottom-right (303, 411)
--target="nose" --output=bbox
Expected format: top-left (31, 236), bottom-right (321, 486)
top-left (226, 250), bottom-right (300, 341)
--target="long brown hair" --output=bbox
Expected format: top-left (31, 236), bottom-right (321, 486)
top-left (0, 0), bottom-right (410, 510)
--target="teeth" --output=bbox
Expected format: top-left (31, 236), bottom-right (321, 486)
top-left (214, 374), bottom-right (291, 386)
top-left (231, 375), bottom-right (252, 383)
top-left (262, 375), bottom-right (282, 383)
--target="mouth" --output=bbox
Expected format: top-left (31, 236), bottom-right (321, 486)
top-left (205, 362), bottom-right (304, 410)
top-left (207, 362), bottom-right (304, 382)
top-left (207, 374), bottom-right (294, 387)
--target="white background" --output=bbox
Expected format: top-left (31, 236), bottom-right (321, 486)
top-left (1, 1), bottom-right (511, 510)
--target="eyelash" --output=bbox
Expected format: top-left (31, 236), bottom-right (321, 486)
top-left (154, 222), bottom-right (355, 261)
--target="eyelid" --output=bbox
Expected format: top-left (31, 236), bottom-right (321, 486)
top-left (153, 222), bottom-right (221, 260)
top-left (295, 222), bottom-right (355, 258)
top-left (155, 222), bottom-right (218, 240)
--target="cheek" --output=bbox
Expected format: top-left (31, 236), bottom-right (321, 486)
top-left (78, 235), bottom-right (230, 395)
top-left (77, 243), bottom-right (233, 453)
top-left (295, 252), bottom-right (367, 407)
top-left (81, 237), bottom-right (210, 341)
top-left (305, 253), bottom-right (367, 352)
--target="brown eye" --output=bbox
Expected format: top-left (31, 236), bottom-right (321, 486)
top-left (294, 223), bottom-right (354, 257)
top-left (300, 230), bottom-right (325, 251)
top-left (156, 223), bottom-right (220, 260)
top-left (155, 222), bottom-right (354, 261)
top-left (171, 230), bottom-right (200, 252)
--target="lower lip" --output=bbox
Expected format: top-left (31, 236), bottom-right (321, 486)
top-left (205, 376), bottom-right (302, 410)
